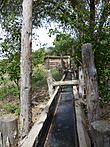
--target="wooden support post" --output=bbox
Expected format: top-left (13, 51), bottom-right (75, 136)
top-left (20, 0), bottom-right (32, 138)
top-left (91, 121), bottom-right (110, 147)
top-left (47, 56), bottom-right (49, 69)
top-left (0, 114), bottom-right (18, 147)
top-left (81, 43), bottom-right (100, 126)
top-left (60, 54), bottom-right (66, 73)
top-left (79, 66), bottom-right (85, 99)
top-left (47, 69), bottom-right (54, 98)
top-left (72, 74), bottom-right (79, 100)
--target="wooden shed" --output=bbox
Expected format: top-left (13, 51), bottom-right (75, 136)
top-left (44, 56), bottom-right (70, 69)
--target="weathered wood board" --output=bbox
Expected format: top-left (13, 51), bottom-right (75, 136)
top-left (53, 80), bottom-right (79, 86)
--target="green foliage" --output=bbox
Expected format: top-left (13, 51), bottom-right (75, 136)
top-left (0, 53), bottom-right (20, 88)
top-left (32, 65), bottom-right (47, 87)
top-left (47, 31), bottom-right (74, 56)
top-left (2, 104), bottom-right (20, 115)
top-left (0, 59), bottom-right (7, 84)
top-left (32, 48), bottom-right (45, 66)
top-left (0, 11), bottom-right (21, 88)
top-left (52, 68), bottom-right (62, 81)
top-left (0, 84), bottom-right (19, 100)
top-left (94, 28), bottom-right (110, 102)
top-left (53, 33), bottom-right (74, 55)
top-left (46, 0), bottom-right (110, 102)
top-left (0, 0), bottom-right (110, 103)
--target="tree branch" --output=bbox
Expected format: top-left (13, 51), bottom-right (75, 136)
top-left (98, 0), bottom-right (109, 33)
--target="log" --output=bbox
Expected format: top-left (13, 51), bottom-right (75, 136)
top-left (53, 80), bottom-right (79, 87)
top-left (47, 70), bottom-right (54, 98)
top-left (79, 66), bottom-right (85, 99)
top-left (81, 43), bottom-right (100, 126)
top-left (0, 114), bottom-right (18, 147)
top-left (91, 121), bottom-right (110, 147)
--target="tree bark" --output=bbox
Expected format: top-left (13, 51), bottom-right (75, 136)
top-left (79, 66), bottom-right (85, 99)
top-left (81, 43), bottom-right (100, 126)
top-left (20, 0), bottom-right (33, 139)
top-left (0, 114), bottom-right (18, 147)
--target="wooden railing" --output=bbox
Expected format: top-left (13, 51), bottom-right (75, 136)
top-left (0, 43), bottom-right (109, 147)
top-left (78, 43), bottom-right (110, 147)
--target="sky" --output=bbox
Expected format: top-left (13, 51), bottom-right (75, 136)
top-left (32, 27), bottom-right (55, 50)
top-left (0, 24), bottom-right (56, 49)
top-left (32, 22), bottom-right (63, 50)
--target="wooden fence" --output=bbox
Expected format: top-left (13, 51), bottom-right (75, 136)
top-left (0, 43), bottom-right (109, 147)
top-left (79, 43), bottom-right (110, 147)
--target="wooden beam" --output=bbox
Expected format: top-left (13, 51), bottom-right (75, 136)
top-left (53, 80), bottom-right (79, 87)
top-left (73, 79), bottom-right (91, 147)
top-left (47, 70), bottom-right (54, 98)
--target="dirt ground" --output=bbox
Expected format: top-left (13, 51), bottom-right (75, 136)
top-left (0, 85), bottom-right (109, 126)
top-left (0, 86), bottom-right (49, 124)
top-left (32, 86), bottom-right (49, 123)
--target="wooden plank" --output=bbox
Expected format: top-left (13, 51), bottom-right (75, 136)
top-left (75, 100), bottom-right (91, 147)
top-left (73, 73), bottom-right (91, 147)
top-left (20, 87), bottom-right (60, 147)
top-left (20, 74), bottom-right (66, 147)
top-left (53, 80), bottom-right (79, 86)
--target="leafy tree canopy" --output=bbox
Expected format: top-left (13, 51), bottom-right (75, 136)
top-left (0, 0), bottom-right (110, 101)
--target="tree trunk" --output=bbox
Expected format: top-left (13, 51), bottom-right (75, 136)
top-left (20, 0), bottom-right (33, 139)
top-left (81, 43), bottom-right (100, 126)
top-left (0, 114), bottom-right (18, 147)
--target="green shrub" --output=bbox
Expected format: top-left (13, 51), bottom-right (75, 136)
top-left (32, 65), bottom-right (47, 87)
top-left (0, 85), bottom-right (19, 100)
top-left (52, 67), bottom-right (62, 81)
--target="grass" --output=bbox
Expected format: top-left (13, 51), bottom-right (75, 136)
top-left (32, 65), bottom-right (47, 87)
top-left (2, 103), bottom-right (20, 115)
top-left (0, 65), bottom-right (62, 115)
top-left (0, 84), bottom-right (19, 100)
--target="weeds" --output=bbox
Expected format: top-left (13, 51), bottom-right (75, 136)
top-left (0, 84), bottom-right (19, 100)
top-left (2, 104), bottom-right (20, 115)
top-left (0, 65), bottom-right (61, 115)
